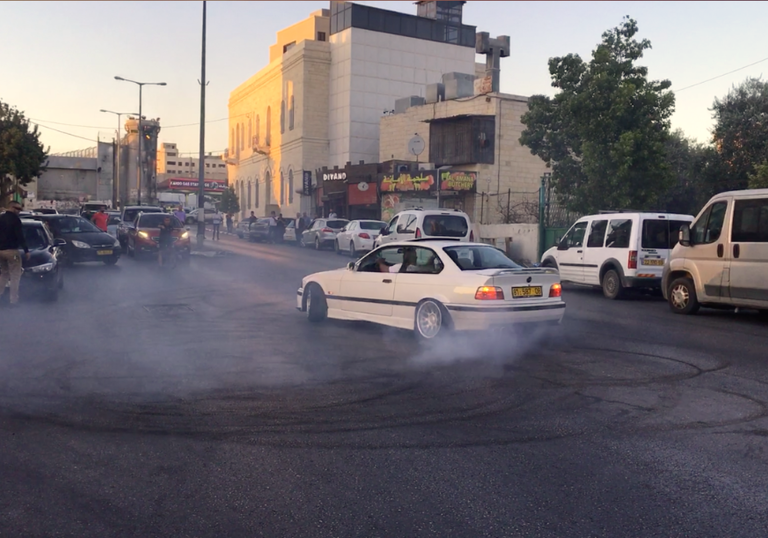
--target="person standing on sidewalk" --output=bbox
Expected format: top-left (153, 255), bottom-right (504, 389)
top-left (211, 211), bottom-right (223, 241)
top-left (174, 206), bottom-right (187, 226)
top-left (91, 206), bottom-right (109, 232)
top-left (0, 202), bottom-right (30, 306)
top-left (226, 213), bottom-right (233, 235)
top-left (268, 211), bottom-right (278, 243)
top-left (295, 212), bottom-right (304, 245)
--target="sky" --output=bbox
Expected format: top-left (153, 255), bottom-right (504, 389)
top-left (1, 1), bottom-right (766, 156)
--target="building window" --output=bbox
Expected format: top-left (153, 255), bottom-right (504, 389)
top-left (266, 107), bottom-right (271, 146)
top-left (248, 118), bottom-right (252, 146)
top-left (168, 152), bottom-right (176, 157)
top-left (167, 161), bottom-right (176, 165)
top-left (288, 170), bottom-right (294, 204)
top-left (247, 181), bottom-right (252, 210)
top-left (205, 163), bottom-right (210, 168)
top-left (287, 81), bottom-right (295, 131)
top-left (280, 100), bottom-right (285, 134)
top-left (236, 124), bottom-right (240, 158)
top-left (254, 176), bottom-right (260, 208)
top-left (255, 115), bottom-right (260, 145)
top-left (317, 31), bottom-right (326, 41)
top-left (280, 171), bottom-right (286, 206)
top-left (265, 171), bottom-right (271, 204)
top-left (240, 123), bottom-right (244, 150)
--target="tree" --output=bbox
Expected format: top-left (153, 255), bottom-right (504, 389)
top-left (657, 129), bottom-right (709, 215)
top-left (748, 160), bottom-right (768, 189)
top-left (520, 17), bottom-right (675, 214)
top-left (711, 77), bottom-right (768, 192)
top-left (0, 100), bottom-right (49, 206)
top-left (219, 186), bottom-right (240, 214)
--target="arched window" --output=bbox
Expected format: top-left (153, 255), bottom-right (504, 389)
top-left (254, 176), bottom-right (260, 208)
top-left (287, 81), bottom-right (295, 131)
top-left (280, 100), bottom-right (285, 134)
top-left (288, 170), bottom-right (294, 204)
top-left (240, 123), bottom-right (244, 150)
top-left (231, 128), bottom-right (235, 152)
top-left (280, 171), bottom-right (286, 206)
top-left (265, 107), bottom-right (271, 146)
top-left (248, 118), bottom-right (252, 147)
top-left (247, 180), bottom-right (251, 210)
top-left (255, 115), bottom-right (260, 145)
top-left (265, 170), bottom-right (271, 205)
top-left (235, 124), bottom-right (240, 158)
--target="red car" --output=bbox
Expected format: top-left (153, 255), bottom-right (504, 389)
top-left (127, 212), bottom-right (191, 261)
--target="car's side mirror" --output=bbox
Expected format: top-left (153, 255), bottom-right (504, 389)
top-left (347, 261), bottom-right (355, 271)
top-left (54, 238), bottom-right (67, 247)
top-left (679, 224), bottom-right (692, 247)
top-left (557, 240), bottom-right (569, 251)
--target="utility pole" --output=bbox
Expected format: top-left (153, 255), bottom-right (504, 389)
top-left (196, 0), bottom-right (208, 246)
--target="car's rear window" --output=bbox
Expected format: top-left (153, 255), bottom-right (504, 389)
top-left (140, 214), bottom-right (183, 228)
top-left (360, 221), bottom-right (387, 230)
top-left (326, 220), bottom-right (348, 229)
top-left (444, 245), bottom-right (520, 270)
top-left (423, 215), bottom-right (469, 237)
top-left (642, 219), bottom-right (690, 250)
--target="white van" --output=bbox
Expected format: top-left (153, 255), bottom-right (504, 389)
top-left (541, 212), bottom-right (694, 299)
top-left (375, 209), bottom-right (474, 247)
top-left (663, 189), bottom-right (768, 315)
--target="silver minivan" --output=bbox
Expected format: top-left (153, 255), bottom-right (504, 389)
top-left (663, 189), bottom-right (768, 315)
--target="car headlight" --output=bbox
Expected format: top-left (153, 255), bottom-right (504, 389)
top-left (71, 240), bottom-right (90, 248)
top-left (29, 262), bottom-right (55, 273)
top-left (181, 231), bottom-right (189, 239)
top-left (138, 231), bottom-right (149, 238)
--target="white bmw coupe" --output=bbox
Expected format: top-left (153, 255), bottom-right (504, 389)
top-left (297, 240), bottom-right (566, 339)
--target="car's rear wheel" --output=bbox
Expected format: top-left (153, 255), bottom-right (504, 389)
top-left (414, 299), bottom-right (450, 340)
top-left (349, 241), bottom-right (357, 258)
top-left (314, 237), bottom-right (321, 250)
top-left (602, 269), bottom-right (624, 300)
top-left (305, 283), bottom-right (327, 322)
top-left (668, 277), bottom-right (700, 315)
top-left (335, 241), bottom-right (342, 255)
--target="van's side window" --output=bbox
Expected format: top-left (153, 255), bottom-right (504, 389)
top-left (731, 199), bottom-right (768, 243)
top-left (587, 220), bottom-right (608, 248)
top-left (692, 202), bottom-right (727, 244)
top-left (605, 219), bottom-right (632, 248)
top-left (563, 222), bottom-right (588, 248)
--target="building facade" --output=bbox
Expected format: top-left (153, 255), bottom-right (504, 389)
top-left (156, 142), bottom-right (227, 181)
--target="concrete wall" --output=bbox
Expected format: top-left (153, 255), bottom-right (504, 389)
top-left (36, 156), bottom-right (99, 202)
top-left (478, 223), bottom-right (539, 265)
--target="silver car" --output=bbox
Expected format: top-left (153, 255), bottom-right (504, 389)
top-left (301, 218), bottom-right (349, 250)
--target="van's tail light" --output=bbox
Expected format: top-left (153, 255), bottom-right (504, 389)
top-left (415, 228), bottom-right (422, 238)
top-left (358, 233), bottom-right (371, 239)
top-left (475, 286), bottom-right (505, 300)
top-left (549, 283), bottom-right (562, 298)
top-left (470, 230), bottom-right (474, 241)
top-left (628, 250), bottom-right (638, 269)
top-left (321, 227), bottom-right (333, 233)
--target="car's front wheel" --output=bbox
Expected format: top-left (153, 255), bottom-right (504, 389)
top-left (668, 277), bottom-right (700, 315)
top-left (349, 241), bottom-right (357, 258)
top-left (335, 241), bottom-right (342, 255)
top-left (305, 283), bottom-right (327, 322)
top-left (414, 299), bottom-right (450, 340)
top-left (314, 237), bottom-right (321, 250)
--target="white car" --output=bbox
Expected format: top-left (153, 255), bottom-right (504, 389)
top-left (297, 240), bottom-right (566, 339)
top-left (374, 209), bottom-right (474, 248)
top-left (334, 219), bottom-right (387, 257)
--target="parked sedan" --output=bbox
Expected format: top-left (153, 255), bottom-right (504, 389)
top-left (235, 220), bottom-right (251, 239)
top-left (1, 219), bottom-right (65, 302)
top-left (31, 215), bottom-right (122, 266)
top-left (247, 218), bottom-right (272, 242)
top-left (127, 212), bottom-right (191, 261)
top-left (301, 218), bottom-right (349, 250)
top-left (297, 241), bottom-right (565, 340)
top-left (334, 220), bottom-right (387, 257)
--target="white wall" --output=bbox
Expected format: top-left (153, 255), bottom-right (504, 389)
top-left (329, 27), bottom-right (476, 167)
top-left (478, 223), bottom-right (539, 265)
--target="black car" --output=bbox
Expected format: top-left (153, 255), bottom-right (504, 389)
top-left (32, 215), bottom-right (122, 266)
top-left (0, 219), bottom-right (65, 302)
top-left (117, 205), bottom-right (164, 248)
top-left (247, 218), bottom-right (272, 242)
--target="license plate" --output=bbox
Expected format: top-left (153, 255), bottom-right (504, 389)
top-left (512, 286), bottom-right (542, 298)
top-left (97, 250), bottom-right (113, 256)
top-left (642, 258), bottom-right (664, 266)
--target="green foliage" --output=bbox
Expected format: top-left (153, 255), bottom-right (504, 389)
top-left (219, 186), bottom-right (240, 214)
top-left (711, 77), bottom-right (768, 192)
top-left (0, 100), bottom-right (48, 205)
top-left (520, 17), bottom-right (675, 214)
top-left (657, 130), bottom-right (710, 215)
top-left (748, 160), bottom-right (768, 189)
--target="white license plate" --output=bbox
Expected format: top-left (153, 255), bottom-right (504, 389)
top-left (642, 258), bottom-right (664, 266)
top-left (97, 250), bottom-right (113, 256)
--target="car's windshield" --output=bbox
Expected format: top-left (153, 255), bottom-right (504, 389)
top-left (443, 245), bottom-right (521, 270)
top-left (360, 221), bottom-right (387, 230)
top-left (642, 219), bottom-right (691, 250)
top-left (327, 220), bottom-right (349, 229)
top-left (139, 214), bottom-right (183, 228)
top-left (23, 225), bottom-right (49, 250)
top-left (124, 208), bottom-right (161, 223)
top-left (50, 216), bottom-right (101, 234)
top-left (37, 208), bottom-right (57, 215)
top-left (423, 215), bottom-right (469, 237)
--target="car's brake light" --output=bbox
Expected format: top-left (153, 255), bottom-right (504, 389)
top-left (415, 228), bottom-right (422, 238)
top-left (358, 233), bottom-right (371, 239)
top-left (469, 230), bottom-right (474, 241)
top-left (628, 250), bottom-right (638, 269)
top-left (322, 227), bottom-right (333, 233)
top-left (475, 286), bottom-right (505, 300)
top-left (549, 283), bottom-right (562, 298)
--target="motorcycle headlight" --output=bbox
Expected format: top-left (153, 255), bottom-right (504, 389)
top-left (29, 262), bottom-right (55, 273)
top-left (71, 240), bottom-right (90, 248)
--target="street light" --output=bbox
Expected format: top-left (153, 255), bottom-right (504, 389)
top-left (100, 109), bottom-right (138, 209)
top-left (114, 76), bottom-right (167, 205)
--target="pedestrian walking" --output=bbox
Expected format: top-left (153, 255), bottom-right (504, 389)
top-left (276, 214), bottom-right (286, 244)
top-left (0, 201), bottom-right (31, 306)
top-left (226, 213), bottom-right (233, 234)
top-left (174, 205), bottom-right (187, 225)
top-left (211, 211), bottom-right (223, 241)
top-left (91, 206), bottom-right (109, 232)
top-left (295, 212), bottom-right (304, 245)
top-left (268, 211), bottom-right (278, 243)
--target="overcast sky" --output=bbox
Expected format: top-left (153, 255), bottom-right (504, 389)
top-left (2, 1), bottom-right (766, 155)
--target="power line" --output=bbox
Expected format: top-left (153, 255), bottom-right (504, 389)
top-left (675, 55), bottom-right (768, 93)
top-left (32, 122), bottom-right (99, 143)
top-left (30, 118), bottom-right (113, 129)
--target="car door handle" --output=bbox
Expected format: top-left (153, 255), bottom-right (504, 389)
top-left (382, 279), bottom-right (392, 284)
top-left (576, 250), bottom-right (583, 254)
top-left (717, 244), bottom-right (724, 258)
top-left (733, 244), bottom-right (740, 259)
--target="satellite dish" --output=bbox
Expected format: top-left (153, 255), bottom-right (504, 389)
top-left (408, 135), bottom-right (425, 157)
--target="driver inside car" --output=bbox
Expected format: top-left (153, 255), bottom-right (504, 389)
top-left (377, 248), bottom-right (418, 273)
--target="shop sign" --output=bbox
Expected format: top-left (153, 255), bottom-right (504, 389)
top-left (440, 171), bottom-right (477, 192)
top-left (302, 171), bottom-right (312, 195)
top-left (322, 171), bottom-right (347, 181)
top-left (381, 171), bottom-right (436, 193)
top-left (168, 179), bottom-right (226, 192)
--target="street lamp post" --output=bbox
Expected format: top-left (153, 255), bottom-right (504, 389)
top-left (100, 109), bottom-right (138, 209)
top-left (114, 76), bottom-right (166, 205)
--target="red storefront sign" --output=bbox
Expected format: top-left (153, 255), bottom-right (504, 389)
top-left (348, 181), bottom-right (378, 205)
top-left (168, 178), bottom-right (226, 192)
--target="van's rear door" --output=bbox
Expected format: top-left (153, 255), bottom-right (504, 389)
top-left (640, 217), bottom-right (693, 278)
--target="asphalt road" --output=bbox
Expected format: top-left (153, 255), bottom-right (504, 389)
top-left (1, 234), bottom-right (767, 537)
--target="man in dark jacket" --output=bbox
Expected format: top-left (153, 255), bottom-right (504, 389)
top-left (0, 201), bottom-right (30, 305)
